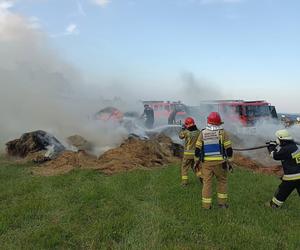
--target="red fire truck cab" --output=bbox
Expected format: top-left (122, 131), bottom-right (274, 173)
top-left (203, 100), bottom-right (278, 127)
top-left (197, 100), bottom-right (278, 126)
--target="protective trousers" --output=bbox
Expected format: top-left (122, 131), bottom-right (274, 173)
top-left (145, 119), bottom-right (154, 129)
top-left (272, 179), bottom-right (300, 206)
top-left (181, 158), bottom-right (202, 184)
top-left (201, 162), bottom-right (228, 208)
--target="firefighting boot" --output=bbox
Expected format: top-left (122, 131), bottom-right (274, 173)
top-left (218, 204), bottom-right (229, 209)
top-left (181, 176), bottom-right (188, 187)
top-left (202, 197), bottom-right (212, 209)
top-left (265, 201), bottom-right (280, 209)
top-left (202, 205), bottom-right (212, 210)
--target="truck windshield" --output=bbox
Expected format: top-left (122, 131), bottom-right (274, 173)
top-left (246, 105), bottom-right (270, 117)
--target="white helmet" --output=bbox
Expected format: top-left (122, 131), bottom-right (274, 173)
top-left (275, 129), bottom-right (293, 141)
top-left (281, 114), bottom-right (286, 118)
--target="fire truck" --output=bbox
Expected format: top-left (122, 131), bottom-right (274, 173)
top-left (142, 101), bottom-right (188, 124)
top-left (142, 100), bottom-right (278, 131)
top-left (94, 107), bottom-right (124, 122)
top-left (188, 100), bottom-right (278, 133)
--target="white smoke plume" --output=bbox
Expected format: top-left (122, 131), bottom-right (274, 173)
top-left (0, 7), bottom-right (226, 154)
top-left (0, 7), bottom-right (135, 153)
top-left (1, 4), bottom-right (298, 166)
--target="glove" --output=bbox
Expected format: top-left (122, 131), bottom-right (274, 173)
top-left (227, 158), bottom-right (233, 162)
top-left (181, 124), bottom-right (186, 130)
top-left (222, 162), bottom-right (228, 170)
top-left (195, 148), bottom-right (201, 158)
top-left (267, 141), bottom-right (277, 153)
top-left (223, 161), bottom-right (234, 172)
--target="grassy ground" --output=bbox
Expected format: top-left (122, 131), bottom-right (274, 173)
top-left (0, 159), bottom-right (299, 250)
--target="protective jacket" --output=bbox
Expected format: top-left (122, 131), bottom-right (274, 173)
top-left (271, 140), bottom-right (300, 181)
top-left (168, 110), bottom-right (177, 124)
top-left (195, 125), bottom-right (232, 162)
top-left (143, 107), bottom-right (154, 122)
top-left (179, 125), bottom-right (200, 159)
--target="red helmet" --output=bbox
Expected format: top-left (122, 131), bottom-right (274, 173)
top-left (207, 112), bottom-right (222, 125)
top-left (184, 117), bottom-right (195, 128)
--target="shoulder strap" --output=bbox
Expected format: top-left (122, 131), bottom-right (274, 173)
top-left (219, 129), bottom-right (224, 144)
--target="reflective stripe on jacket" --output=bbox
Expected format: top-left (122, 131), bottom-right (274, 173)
top-left (179, 128), bottom-right (200, 159)
top-left (195, 127), bottom-right (232, 162)
top-left (271, 141), bottom-right (300, 180)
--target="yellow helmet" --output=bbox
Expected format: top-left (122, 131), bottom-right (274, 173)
top-left (275, 129), bottom-right (293, 141)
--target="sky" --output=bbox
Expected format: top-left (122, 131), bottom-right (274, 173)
top-left (1, 0), bottom-right (300, 112)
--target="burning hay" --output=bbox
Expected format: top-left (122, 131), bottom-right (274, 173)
top-left (6, 130), bottom-right (65, 160)
top-left (4, 128), bottom-right (283, 178)
top-left (32, 134), bottom-right (183, 176)
top-left (66, 135), bottom-right (93, 151)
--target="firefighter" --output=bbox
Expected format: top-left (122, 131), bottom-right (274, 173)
top-left (141, 104), bottom-right (154, 129)
top-left (195, 112), bottom-right (233, 209)
top-left (267, 129), bottom-right (300, 208)
top-left (280, 114), bottom-right (292, 128)
top-left (168, 107), bottom-right (178, 125)
top-left (179, 117), bottom-right (201, 186)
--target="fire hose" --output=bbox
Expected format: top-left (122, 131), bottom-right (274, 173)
top-left (194, 141), bottom-right (300, 175)
top-left (232, 145), bottom-right (269, 151)
top-left (232, 141), bottom-right (300, 152)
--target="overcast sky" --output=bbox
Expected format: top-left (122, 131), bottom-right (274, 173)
top-left (1, 0), bottom-right (300, 112)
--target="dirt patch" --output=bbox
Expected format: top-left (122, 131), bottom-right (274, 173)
top-left (32, 134), bottom-right (182, 176)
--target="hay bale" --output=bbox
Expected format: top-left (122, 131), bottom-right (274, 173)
top-left (6, 130), bottom-right (65, 158)
top-left (66, 135), bottom-right (93, 151)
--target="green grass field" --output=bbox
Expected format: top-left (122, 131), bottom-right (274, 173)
top-left (0, 158), bottom-right (299, 250)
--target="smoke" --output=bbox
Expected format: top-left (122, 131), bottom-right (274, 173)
top-left (3, 4), bottom-right (298, 166)
top-left (226, 118), bottom-right (300, 166)
top-left (0, 6), bottom-right (226, 154)
top-left (0, 7), bottom-right (135, 153)
top-left (179, 72), bottom-right (223, 106)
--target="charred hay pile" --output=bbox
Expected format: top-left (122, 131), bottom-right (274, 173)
top-left (6, 130), bottom-right (65, 161)
top-left (4, 129), bottom-right (283, 178)
top-left (66, 135), bottom-right (93, 151)
top-left (32, 134), bottom-right (183, 176)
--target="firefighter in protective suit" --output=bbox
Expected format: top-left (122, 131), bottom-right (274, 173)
top-left (195, 112), bottom-right (233, 209)
top-left (141, 104), bottom-right (154, 129)
top-left (179, 117), bottom-right (201, 186)
top-left (267, 129), bottom-right (300, 208)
